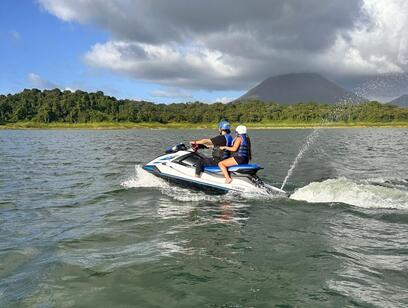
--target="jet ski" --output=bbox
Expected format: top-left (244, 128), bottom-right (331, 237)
top-left (143, 143), bottom-right (287, 195)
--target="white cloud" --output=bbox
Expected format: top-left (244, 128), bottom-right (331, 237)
top-left (37, 0), bottom-right (81, 22)
top-left (10, 30), bottom-right (21, 42)
top-left (63, 87), bottom-right (76, 92)
top-left (327, 0), bottom-right (408, 75)
top-left (150, 88), bottom-right (193, 99)
top-left (84, 41), bottom-right (238, 89)
top-left (27, 73), bottom-right (58, 89)
top-left (214, 97), bottom-right (233, 104)
top-left (38, 0), bottom-right (408, 94)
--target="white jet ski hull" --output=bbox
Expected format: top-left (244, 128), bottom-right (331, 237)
top-left (143, 150), bottom-right (286, 195)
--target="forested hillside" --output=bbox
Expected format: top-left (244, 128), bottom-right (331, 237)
top-left (1, 88), bottom-right (407, 124)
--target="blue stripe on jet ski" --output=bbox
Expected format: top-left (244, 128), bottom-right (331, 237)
top-left (204, 164), bottom-right (262, 173)
top-left (143, 165), bottom-right (157, 171)
top-left (158, 155), bottom-right (177, 161)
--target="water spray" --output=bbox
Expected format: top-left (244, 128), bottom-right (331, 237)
top-left (281, 129), bottom-right (320, 191)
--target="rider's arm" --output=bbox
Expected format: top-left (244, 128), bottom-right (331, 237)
top-left (190, 138), bottom-right (213, 147)
top-left (221, 137), bottom-right (241, 152)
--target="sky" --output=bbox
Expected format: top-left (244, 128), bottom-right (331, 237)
top-left (1, 0), bottom-right (408, 103)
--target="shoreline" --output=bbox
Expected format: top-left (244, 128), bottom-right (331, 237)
top-left (1, 121), bottom-right (408, 130)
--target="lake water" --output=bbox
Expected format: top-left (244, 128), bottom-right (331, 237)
top-left (1, 128), bottom-right (408, 307)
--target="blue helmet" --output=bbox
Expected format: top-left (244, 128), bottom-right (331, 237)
top-left (218, 120), bottom-right (231, 130)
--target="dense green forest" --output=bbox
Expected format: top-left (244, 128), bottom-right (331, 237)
top-left (1, 88), bottom-right (407, 125)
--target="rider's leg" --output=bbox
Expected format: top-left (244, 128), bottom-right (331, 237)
top-left (195, 157), bottom-right (217, 177)
top-left (218, 157), bottom-right (238, 184)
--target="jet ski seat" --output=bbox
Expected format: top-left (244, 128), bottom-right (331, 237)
top-left (204, 164), bottom-right (263, 175)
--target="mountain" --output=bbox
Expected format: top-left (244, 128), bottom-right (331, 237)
top-left (236, 73), bottom-right (366, 104)
top-left (389, 94), bottom-right (408, 107)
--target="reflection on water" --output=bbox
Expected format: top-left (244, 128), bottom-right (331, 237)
top-left (0, 128), bottom-right (407, 307)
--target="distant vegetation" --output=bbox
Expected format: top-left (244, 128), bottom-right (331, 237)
top-left (1, 89), bottom-right (407, 126)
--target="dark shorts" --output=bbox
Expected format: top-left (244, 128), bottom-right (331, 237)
top-left (195, 157), bottom-right (220, 175)
top-left (233, 156), bottom-right (249, 165)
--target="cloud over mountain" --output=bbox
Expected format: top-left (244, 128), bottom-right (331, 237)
top-left (38, 0), bottom-right (408, 91)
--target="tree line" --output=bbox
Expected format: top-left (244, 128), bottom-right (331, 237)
top-left (1, 88), bottom-right (407, 124)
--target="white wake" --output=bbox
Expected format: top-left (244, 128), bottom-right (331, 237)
top-left (121, 165), bottom-right (230, 202)
top-left (290, 177), bottom-right (408, 209)
top-left (121, 165), bottom-right (168, 189)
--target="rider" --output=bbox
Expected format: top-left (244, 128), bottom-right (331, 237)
top-left (218, 125), bottom-right (252, 184)
top-left (190, 120), bottom-right (233, 177)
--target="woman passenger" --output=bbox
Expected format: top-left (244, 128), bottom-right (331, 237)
top-left (218, 125), bottom-right (251, 184)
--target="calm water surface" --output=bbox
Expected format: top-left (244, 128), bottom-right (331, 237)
top-left (0, 128), bottom-right (407, 307)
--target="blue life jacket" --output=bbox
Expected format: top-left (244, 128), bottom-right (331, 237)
top-left (233, 134), bottom-right (249, 158)
top-left (222, 134), bottom-right (233, 159)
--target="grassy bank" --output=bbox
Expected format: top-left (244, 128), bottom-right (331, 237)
top-left (1, 121), bottom-right (408, 129)
top-left (0, 121), bottom-right (203, 129)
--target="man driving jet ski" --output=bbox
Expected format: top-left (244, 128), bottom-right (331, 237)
top-left (190, 120), bottom-right (233, 177)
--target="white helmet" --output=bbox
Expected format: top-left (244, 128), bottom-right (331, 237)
top-left (235, 125), bottom-right (247, 134)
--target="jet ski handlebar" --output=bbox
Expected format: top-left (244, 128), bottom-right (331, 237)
top-left (190, 142), bottom-right (209, 152)
top-left (166, 142), bottom-right (208, 154)
top-left (190, 142), bottom-right (199, 152)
